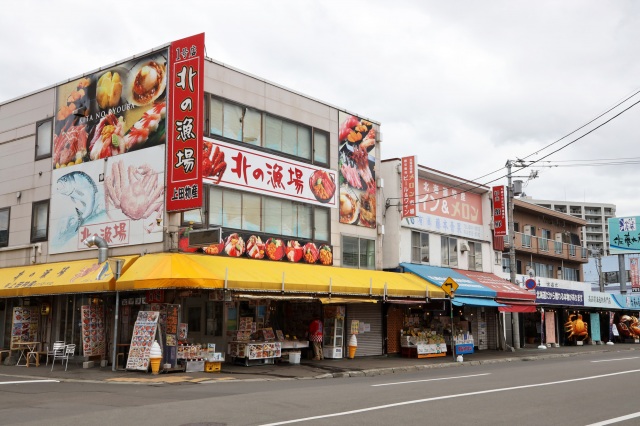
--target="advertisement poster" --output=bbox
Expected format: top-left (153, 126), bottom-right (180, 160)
top-left (492, 185), bottom-right (508, 237)
top-left (545, 311), bottom-right (556, 344)
top-left (167, 33), bottom-right (205, 212)
top-left (400, 156), bottom-right (418, 219)
top-left (10, 307), bottom-right (39, 349)
top-left (403, 178), bottom-right (484, 239)
top-left (53, 50), bottom-right (167, 170)
top-left (338, 112), bottom-right (378, 228)
top-left (631, 258), bottom-right (640, 292)
top-left (202, 138), bottom-right (338, 208)
top-left (126, 311), bottom-right (159, 371)
top-left (50, 145), bottom-right (165, 254)
top-left (590, 313), bottom-right (601, 342)
top-left (81, 305), bottom-right (106, 357)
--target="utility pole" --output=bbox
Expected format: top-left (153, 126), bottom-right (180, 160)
top-left (506, 160), bottom-right (520, 350)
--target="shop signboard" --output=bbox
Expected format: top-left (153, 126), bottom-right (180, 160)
top-left (202, 138), bottom-right (338, 208)
top-left (80, 305), bottom-right (106, 357)
top-left (403, 178), bottom-right (484, 239)
top-left (400, 156), bottom-right (418, 219)
top-left (608, 216), bottom-right (640, 255)
top-left (612, 294), bottom-right (640, 310)
top-left (126, 311), bottom-right (160, 371)
top-left (166, 33), bottom-right (205, 212)
top-left (455, 343), bottom-right (474, 355)
top-left (338, 111), bottom-right (378, 228)
top-left (492, 185), bottom-right (508, 237)
top-left (535, 286), bottom-right (584, 306)
top-left (583, 291), bottom-right (621, 310)
top-left (10, 307), bottom-right (39, 350)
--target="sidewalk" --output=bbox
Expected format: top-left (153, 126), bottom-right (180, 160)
top-left (1, 343), bottom-right (637, 385)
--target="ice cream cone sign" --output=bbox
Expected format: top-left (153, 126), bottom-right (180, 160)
top-left (348, 334), bottom-right (358, 359)
top-left (150, 340), bottom-right (162, 375)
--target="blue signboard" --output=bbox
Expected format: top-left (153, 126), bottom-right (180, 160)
top-left (612, 294), bottom-right (640, 310)
top-left (608, 217), bottom-right (640, 255)
top-left (455, 343), bottom-right (474, 355)
top-left (536, 286), bottom-right (584, 306)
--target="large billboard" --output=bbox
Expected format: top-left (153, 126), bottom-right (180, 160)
top-left (338, 112), bottom-right (378, 228)
top-left (403, 178), bottom-right (484, 239)
top-left (608, 216), bottom-right (640, 255)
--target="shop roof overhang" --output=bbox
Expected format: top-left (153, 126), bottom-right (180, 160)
top-left (0, 256), bottom-right (138, 297)
top-left (400, 263), bottom-right (497, 298)
top-left (116, 253), bottom-right (446, 299)
top-left (451, 296), bottom-right (506, 307)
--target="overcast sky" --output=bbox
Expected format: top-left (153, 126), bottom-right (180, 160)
top-left (2, 1), bottom-right (639, 217)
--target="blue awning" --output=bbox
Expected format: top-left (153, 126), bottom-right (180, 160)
top-left (451, 296), bottom-right (505, 307)
top-left (400, 263), bottom-right (497, 298)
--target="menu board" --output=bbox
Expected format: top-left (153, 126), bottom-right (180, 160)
top-left (126, 311), bottom-right (159, 371)
top-left (81, 305), bottom-right (106, 357)
top-left (10, 307), bottom-right (39, 349)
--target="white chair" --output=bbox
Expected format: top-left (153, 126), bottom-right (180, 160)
top-left (46, 341), bottom-right (65, 366)
top-left (51, 344), bottom-right (75, 371)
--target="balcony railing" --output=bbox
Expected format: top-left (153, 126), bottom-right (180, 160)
top-left (503, 232), bottom-right (588, 262)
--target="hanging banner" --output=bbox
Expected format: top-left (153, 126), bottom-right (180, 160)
top-left (400, 156), bottom-right (418, 219)
top-left (590, 313), bottom-right (601, 342)
top-left (631, 258), bottom-right (640, 292)
top-left (492, 185), bottom-right (508, 237)
top-left (166, 33), bottom-right (205, 212)
top-left (545, 311), bottom-right (556, 344)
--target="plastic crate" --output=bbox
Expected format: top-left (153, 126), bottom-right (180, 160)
top-left (204, 361), bottom-right (221, 373)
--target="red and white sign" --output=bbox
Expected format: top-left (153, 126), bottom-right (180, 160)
top-left (492, 185), bottom-right (508, 237)
top-left (166, 33), bottom-right (205, 212)
top-left (202, 138), bottom-right (338, 208)
top-left (400, 156), bottom-right (418, 219)
top-left (631, 258), bottom-right (640, 292)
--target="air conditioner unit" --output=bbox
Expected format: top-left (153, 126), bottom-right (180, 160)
top-left (188, 227), bottom-right (222, 248)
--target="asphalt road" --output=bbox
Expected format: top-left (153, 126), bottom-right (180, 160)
top-left (2, 351), bottom-right (640, 426)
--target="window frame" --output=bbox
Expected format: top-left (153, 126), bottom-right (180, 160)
top-left (411, 231), bottom-right (430, 264)
top-left (342, 235), bottom-right (376, 270)
top-left (468, 241), bottom-right (482, 271)
top-left (0, 207), bottom-right (10, 248)
top-left (35, 118), bottom-right (53, 161)
top-left (441, 236), bottom-right (458, 267)
top-left (30, 200), bottom-right (49, 243)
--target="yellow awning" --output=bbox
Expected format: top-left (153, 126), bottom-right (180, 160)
top-left (116, 253), bottom-right (445, 299)
top-left (0, 256), bottom-right (138, 297)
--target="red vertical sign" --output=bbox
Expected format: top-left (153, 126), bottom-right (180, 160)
top-left (401, 156), bottom-right (417, 219)
top-left (166, 33), bottom-right (205, 212)
top-left (492, 185), bottom-right (508, 236)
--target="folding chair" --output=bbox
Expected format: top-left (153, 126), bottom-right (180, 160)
top-left (46, 341), bottom-right (65, 366)
top-left (51, 344), bottom-right (75, 371)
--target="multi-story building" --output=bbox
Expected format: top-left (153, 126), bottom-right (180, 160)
top-left (0, 33), bottom-right (444, 366)
top-left (523, 197), bottom-right (616, 255)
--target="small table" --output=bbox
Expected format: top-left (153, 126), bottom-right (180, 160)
top-left (14, 342), bottom-right (40, 367)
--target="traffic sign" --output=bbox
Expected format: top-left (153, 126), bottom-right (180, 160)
top-left (441, 277), bottom-right (459, 298)
top-left (525, 278), bottom-right (537, 290)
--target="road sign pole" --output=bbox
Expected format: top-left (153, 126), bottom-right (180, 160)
top-left (450, 295), bottom-right (455, 361)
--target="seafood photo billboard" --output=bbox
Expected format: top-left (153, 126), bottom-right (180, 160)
top-left (338, 112), bottom-right (378, 228)
top-left (50, 145), bottom-right (166, 254)
top-left (53, 50), bottom-right (168, 169)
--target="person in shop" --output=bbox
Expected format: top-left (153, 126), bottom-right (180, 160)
top-left (308, 315), bottom-right (324, 360)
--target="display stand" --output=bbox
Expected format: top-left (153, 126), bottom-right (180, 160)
top-left (228, 341), bottom-right (281, 366)
top-left (323, 317), bottom-right (344, 359)
top-left (454, 336), bottom-right (474, 355)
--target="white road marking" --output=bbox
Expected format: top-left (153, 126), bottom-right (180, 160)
top-left (591, 357), bottom-right (640, 363)
top-left (371, 373), bottom-right (491, 387)
top-left (259, 369), bottom-right (640, 425)
top-left (586, 411), bottom-right (640, 425)
top-left (0, 379), bottom-right (59, 385)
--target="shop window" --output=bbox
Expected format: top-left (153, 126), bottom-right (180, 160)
top-left (342, 236), bottom-right (375, 269)
top-left (35, 118), bottom-right (53, 160)
top-left (205, 302), bottom-right (223, 337)
top-left (468, 241), bottom-right (482, 271)
top-left (411, 231), bottom-right (429, 263)
top-left (441, 236), bottom-right (458, 267)
top-left (314, 208), bottom-right (329, 242)
top-left (181, 208), bottom-right (204, 227)
top-left (0, 207), bottom-right (9, 247)
top-left (208, 97), bottom-right (261, 145)
top-left (266, 115), bottom-right (312, 160)
top-left (563, 268), bottom-right (579, 281)
top-left (30, 200), bottom-right (49, 242)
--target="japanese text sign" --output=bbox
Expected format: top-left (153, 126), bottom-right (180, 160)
top-left (202, 138), bottom-right (338, 208)
top-left (492, 185), bottom-right (508, 237)
top-left (609, 217), bottom-right (640, 255)
top-left (401, 156), bottom-right (418, 219)
top-left (167, 33), bottom-right (205, 212)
